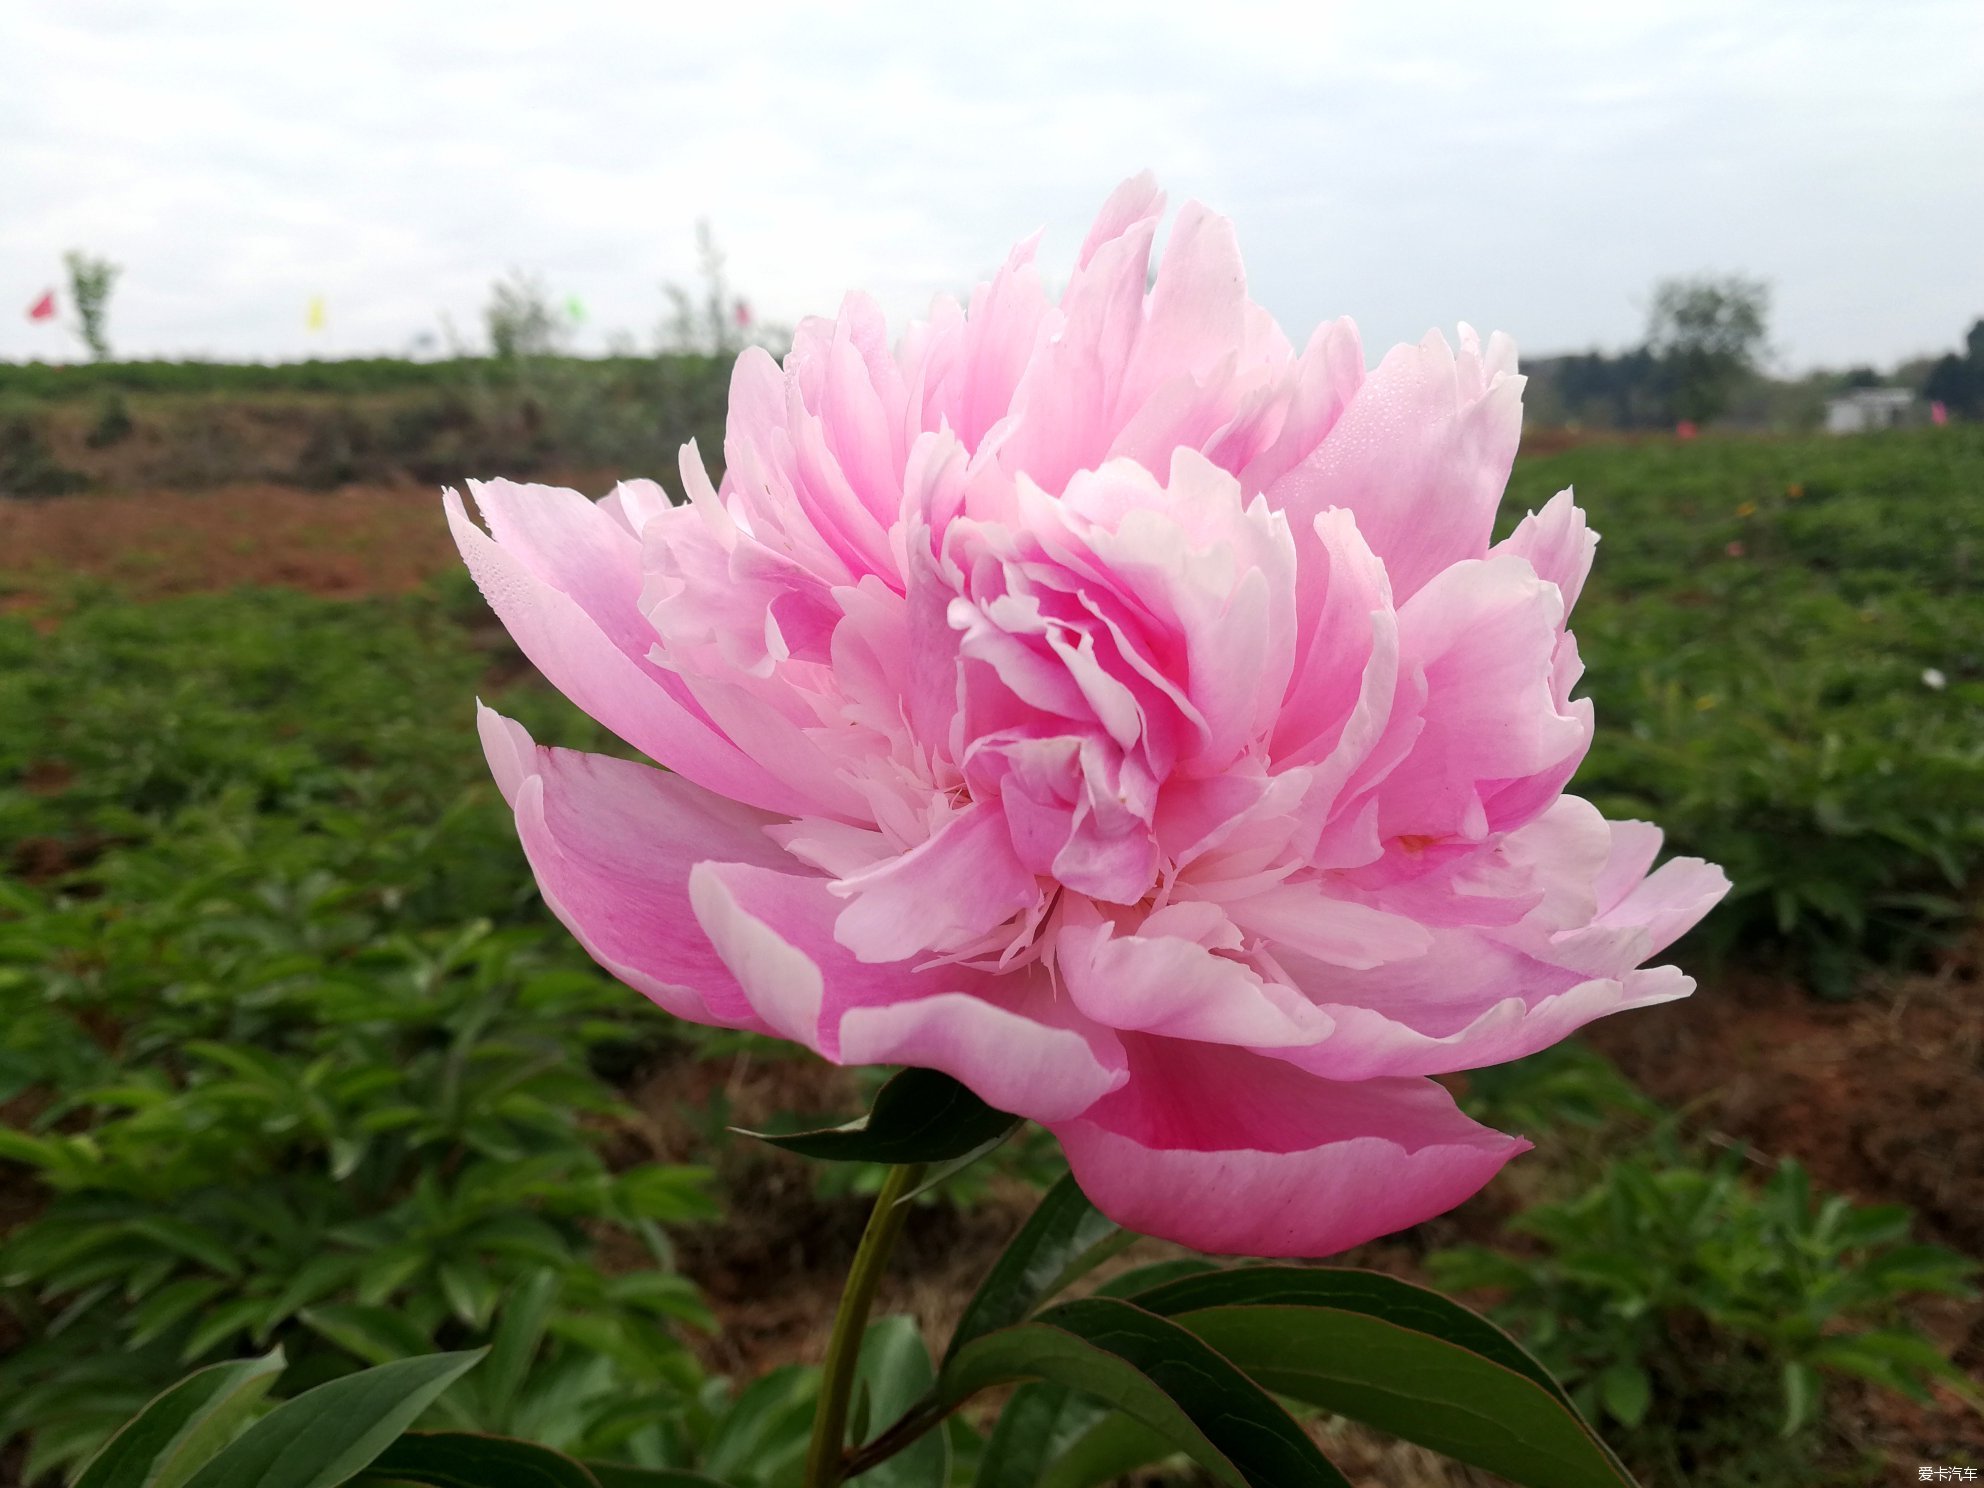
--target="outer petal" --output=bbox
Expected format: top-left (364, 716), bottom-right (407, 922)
top-left (1492, 488), bottom-right (1597, 614)
top-left (1049, 1035), bottom-right (1525, 1257)
top-left (478, 706), bottom-right (789, 1032)
top-left (446, 489), bottom-right (810, 815)
top-left (1377, 555), bottom-right (1590, 841)
top-left (1274, 968), bottom-right (1692, 1082)
top-left (1266, 327), bottom-right (1524, 604)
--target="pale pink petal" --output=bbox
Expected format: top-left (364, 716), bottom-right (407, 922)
top-left (688, 860), bottom-right (1124, 1121)
top-left (827, 801), bottom-right (1041, 962)
top-left (1219, 881), bottom-right (1430, 969)
top-left (446, 491), bottom-right (810, 815)
top-left (1266, 328), bottom-right (1524, 603)
top-left (1493, 489), bottom-right (1596, 613)
top-left (482, 707), bottom-right (789, 1032)
top-left (1377, 555), bottom-right (1590, 840)
top-left (1054, 900), bottom-right (1337, 1049)
top-left (1277, 970), bottom-right (1692, 1082)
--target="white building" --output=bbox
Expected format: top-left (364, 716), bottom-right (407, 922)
top-left (1825, 387), bottom-right (1917, 434)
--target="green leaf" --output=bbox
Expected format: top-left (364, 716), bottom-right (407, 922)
top-left (436, 1262), bottom-right (499, 1331)
top-left (735, 1067), bottom-right (1020, 1164)
top-left (1089, 1259), bottom-right (1219, 1300)
top-left (1598, 1364), bottom-right (1651, 1428)
top-left (582, 1468), bottom-right (733, 1488)
top-left (973, 1384), bottom-right (1112, 1488)
top-left (363, 1432), bottom-right (600, 1488)
top-left (1036, 1413), bottom-right (1179, 1488)
top-left (1781, 1362), bottom-right (1821, 1437)
top-left (182, 1350), bottom-right (485, 1488)
top-left (852, 1316), bottom-right (947, 1488)
top-left (180, 1299), bottom-right (269, 1365)
top-left (126, 1219), bottom-right (246, 1280)
top-left (128, 1279), bottom-right (230, 1351)
top-left (479, 1269), bottom-right (561, 1427)
top-left (941, 1297), bottom-right (1350, 1488)
top-left (76, 1349), bottom-right (286, 1488)
top-left (947, 1174), bottom-right (1121, 1364)
top-left (697, 1367), bottom-right (820, 1485)
top-left (1134, 1266), bottom-right (1637, 1488)
top-left (301, 1304), bottom-right (436, 1366)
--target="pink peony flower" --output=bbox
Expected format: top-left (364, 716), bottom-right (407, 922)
top-left (449, 175), bottom-right (1728, 1257)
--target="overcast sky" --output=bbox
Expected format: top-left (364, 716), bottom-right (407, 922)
top-left (3, 1), bottom-right (1980, 372)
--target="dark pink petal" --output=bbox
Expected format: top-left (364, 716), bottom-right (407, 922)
top-left (1049, 1036), bottom-right (1525, 1256)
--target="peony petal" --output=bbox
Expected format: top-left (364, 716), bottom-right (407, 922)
top-left (1277, 969), bottom-right (1692, 1082)
top-left (1054, 900), bottom-right (1337, 1049)
top-left (482, 707), bottom-right (790, 1032)
top-left (1377, 554), bottom-right (1590, 840)
top-left (1493, 488), bottom-right (1596, 614)
top-left (1049, 1035), bottom-right (1525, 1256)
top-left (1267, 328), bottom-right (1524, 604)
top-left (446, 490), bottom-right (810, 815)
top-left (689, 860), bottom-right (1124, 1121)
top-left (837, 984), bottom-right (1127, 1124)
top-left (827, 800), bottom-right (1041, 962)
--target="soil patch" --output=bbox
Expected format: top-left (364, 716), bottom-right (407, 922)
top-left (0, 474), bottom-right (625, 606)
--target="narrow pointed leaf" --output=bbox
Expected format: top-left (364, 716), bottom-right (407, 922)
top-left (1133, 1267), bottom-right (1637, 1488)
top-left (947, 1175), bottom-right (1120, 1364)
top-left (182, 1349), bottom-right (485, 1488)
top-left (583, 1468), bottom-right (734, 1488)
top-left (76, 1349), bottom-right (286, 1488)
top-left (896, 1124), bottom-right (1021, 1204)
top-left (734, 1067), bottom-right (1019, 1164)
top-left (479, 1269), bottom-right (561, 1426)
top-left (363, 1432), bottom-right (599, 1488)
top-left (973, 1384), bottom-right (1110, 1488)
top-left (1037, 1414), bottom-right (1178, 1488)
top-left (1090, 1259), bottom-right (1218, 1300)
top-left (853, 1316), bottom-right (947, 1487)
top-left (941, 1298), bottom-right (1349, 1488)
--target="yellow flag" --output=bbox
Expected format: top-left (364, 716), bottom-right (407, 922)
top-left (306, 295), bottom-right (327, 332)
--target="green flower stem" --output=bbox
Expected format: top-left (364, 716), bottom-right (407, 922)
top-left (804, 1161), bottom-right (928, 1488)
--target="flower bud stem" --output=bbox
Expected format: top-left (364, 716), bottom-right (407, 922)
top-left (804, 1160), bottom-right (928, 1488)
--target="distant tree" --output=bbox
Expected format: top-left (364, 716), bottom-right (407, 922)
top-left (484, 270), bottom-right (564, 360)
top-left (1922, 318), bottom-right (1984, 419)
top-left (1644, 274), bottom-right (1771, 424)
top-left (661, 221), bottom-right (777, 357)
top-left (63, 250), bottom-right (120, 362)
top-left (1528, 347), bottom-right (1667, 431)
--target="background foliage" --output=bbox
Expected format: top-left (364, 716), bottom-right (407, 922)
top-left (2, 404), bottom-right (1980, 1484)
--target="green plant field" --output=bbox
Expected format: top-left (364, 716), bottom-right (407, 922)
top-left (1509, 427), bottom-right (1984, 985)
top-left (2, 422), bottom-right (1980, 1486)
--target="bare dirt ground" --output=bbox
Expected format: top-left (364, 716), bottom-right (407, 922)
top-left (6, 483), bottom-right (1980, 1485)
top-left (0, 480), bottom-right (482, 604)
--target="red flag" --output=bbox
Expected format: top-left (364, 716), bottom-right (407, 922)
top-left (26, 289), bottom-right (55, 322)
top-left (1675, 420), bottom-right (1698, 440)
top-left (733, 299), bottom-right (753, 329)
top-left (1931, 400), bottom-right (1949, 426)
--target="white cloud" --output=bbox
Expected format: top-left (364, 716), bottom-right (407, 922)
top-left (2, 0), bottom-right (1979, 368)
